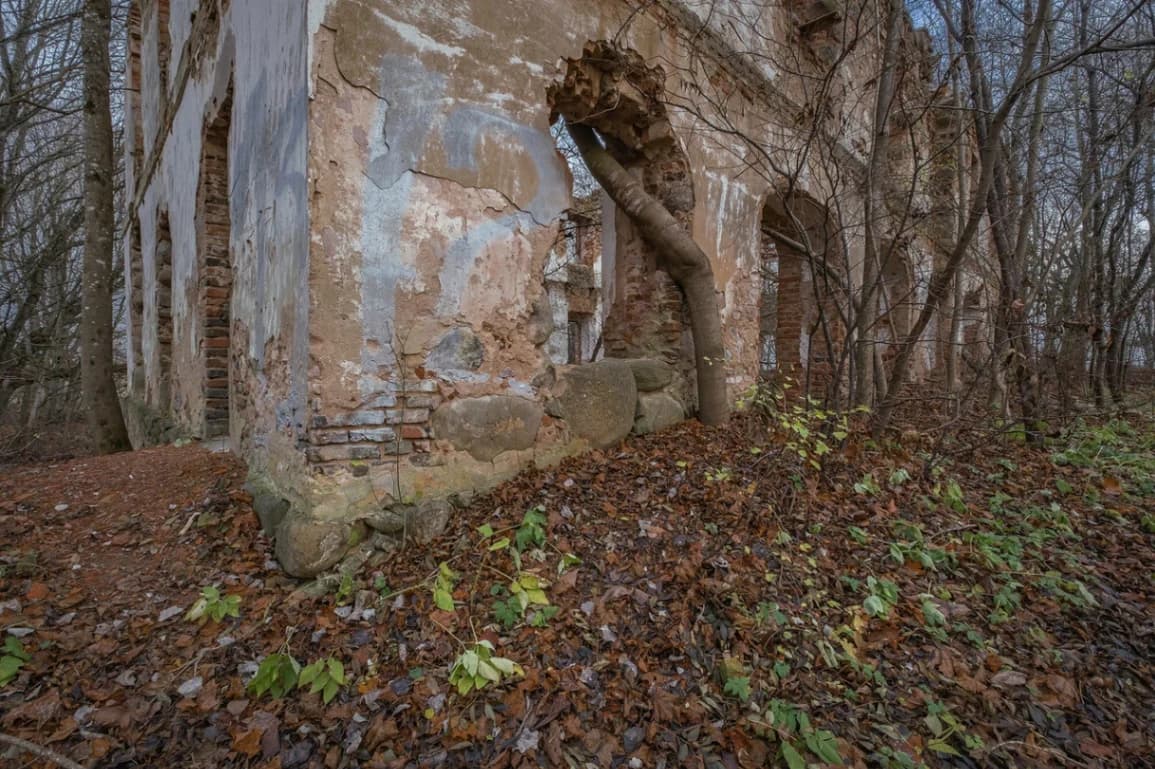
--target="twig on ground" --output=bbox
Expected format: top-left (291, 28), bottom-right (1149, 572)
top-left (0, 732), bottom-right (86, 769)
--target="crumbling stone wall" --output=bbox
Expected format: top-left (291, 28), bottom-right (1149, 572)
top-left (122, 0), bottom-right (312, 481)
top-left (123, 0), bottom-right (970, 575)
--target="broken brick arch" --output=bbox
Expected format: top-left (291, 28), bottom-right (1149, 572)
top-left (548, 41), bottom-right (728, 424)
top-left (758, 188), bottom-right (845, 396)
top-left (196, 80), bottom-right (233, 438)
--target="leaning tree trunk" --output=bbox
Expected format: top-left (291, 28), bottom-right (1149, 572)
top-left (81, 0), bottom-right (130, 453)
top-left (566, 122), bottom-right (729, 426)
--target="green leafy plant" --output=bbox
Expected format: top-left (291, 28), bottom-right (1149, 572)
top-left (448, 640), bottom-right (523, 695)
top-left (737, 382), bottom-right (850, 471)
top-left (925, 700), bottom-right (984, 756)
top-left (876, 747), bottom-right (927, 769)
top-left (847, 526), bottom-right (869, 545)
top-left (334, 572), bottom-right (354, 605)
top-left (758, 699), bottom-right (844, 767)
top-left (490, 586), bottom-right (522, 630)
top-left (299, 656), bottom-right (347, 704)
top-left (557, 552), bottom-right (581, 575)
top-left (705, 466), bottom-right (733, 483)
top-left (185, 585), bottom-right (241, 624)
top-left (965, 530), bottom-right (1025, 571)
top-left (0, 636), bottom-right (29, 686)
top-left (432, 561), bottom-right (458, 612)
top-left (888, 520), bottom-right (954, 572)
top-left (854, 474), bottom-right (881, 496)
top-left (755, 601), bottom-right (788, 628)
top-left (515, 506), bottom-right (547, 552)
top-left (509, 572), bottom-right (549, 611)
top-left (723, 675), bottom-right (752, 702)
top-left (919, 595), bottom-right (946, 627)
top-left (862, 576), bottom-right (899, 619)
top-left (930, 477), bottom-right (967, 512)
top-left (529, 605), bottom-right (560, 627)
top-left (491, 572), bottom-right (551, 628)
top-left (1036, 572), bottom-right (1097, 608)
top-left (888, 468), bottom-right (912, 487)
top-left (248, 652), bottom-right (300, 699)
top-left (989, 578), bottom-right (1023, 624)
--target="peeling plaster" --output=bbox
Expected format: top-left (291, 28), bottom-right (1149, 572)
top-left (129, 0), bottom-right (955, 525)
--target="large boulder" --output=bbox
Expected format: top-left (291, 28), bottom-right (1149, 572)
top-left (408, 498), bottom-right (453, 543)
top-left (634, 392), bottom-right (685, 435)
top-left (426, 327), bottom-right (484, 377)
top-left (363, 498), bottom-right (453, 543)
top-left (547, 359), bottom-right (637, 448)
top-left (624, 358), bottom-right (674, 392)
top-left (245, 477), bottom-right (290, 538)
top-left (431, 395), bottom-right (543, 461)
top-left (275, 513), bottom-right (363, 578)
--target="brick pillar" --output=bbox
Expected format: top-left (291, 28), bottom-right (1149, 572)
top-left (197, 87), bottom-right (232, 437)
top-left (776, 248), bottom-right (804, 374)
top-left (129, 225), bottom-right (144, 387)
top-left (602, 204), bottom-right (685, 366)
top-left (155, 214), bottom-right (173, 409)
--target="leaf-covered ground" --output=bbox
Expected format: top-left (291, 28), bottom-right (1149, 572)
top-left (2, 410), bottom-right (1153, 768)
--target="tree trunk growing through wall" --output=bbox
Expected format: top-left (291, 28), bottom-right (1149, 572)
top-left (565, 122), bottom-right (730, 426)
top-left (81, 0), bottom-right (130, 453)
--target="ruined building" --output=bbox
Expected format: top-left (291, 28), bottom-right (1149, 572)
top-left (122, 0), bottom-right (983, 575)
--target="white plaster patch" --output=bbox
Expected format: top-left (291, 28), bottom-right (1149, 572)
top-left (505, 379), bottom-right (535, 398)
top-left (306, 0), bottom-right (338, 99)
top-left (509, 56), bottom-right (544, 76)
top-left (370, 8), bottom-right (465, 58)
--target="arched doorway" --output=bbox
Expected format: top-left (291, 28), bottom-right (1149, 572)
top-left (758, 190), bottom-right (845, 398)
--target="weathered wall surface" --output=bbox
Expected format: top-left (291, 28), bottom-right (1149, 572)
top-left (124, 0), bottom-right (310, 485)
top-left (298, 0), bottom-right (888, 516)
top-left (124, 0), bottom-right (965, 570)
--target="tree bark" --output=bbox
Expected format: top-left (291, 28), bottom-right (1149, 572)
top-left (872, 0), bottom-right (1051, 438)
top-left (566, 122), bottom-right (729, 426)
top-left (81, 0), bottom-right (130, 453)
top-left (854, 0), bottom-right (903, 407)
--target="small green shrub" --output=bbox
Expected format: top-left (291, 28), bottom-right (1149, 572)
top-left (299, 657), bottom-right (346, 703)
top-left (448, 641), bottom-right (522, 695)
top-left (0, 637), bottom-right (29, 686)
top-left (185, 585), bottom-right (241, 624)
top-left (248, 653), bottom-right (300, 699)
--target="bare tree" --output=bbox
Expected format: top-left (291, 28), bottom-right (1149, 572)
top-left (0, 0), bottom-right (88, 448)
top-left (79, 0), bottom-right (128, 451)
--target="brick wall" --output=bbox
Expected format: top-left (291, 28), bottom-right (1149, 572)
top-left (129, 225), bottom-right (144, 381)
top-left (197, 87), bottom-right (232, 437)
top-left (155, 212), bottom-right (173, 408)
top-left (128, 2), bottom-right (143, 177)
top-left (602, 154), bottom-right (694, 374)
top-left (760, 194), bottom-right (846, 399)
top-left (307, 379), bottom-right (441, 477)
